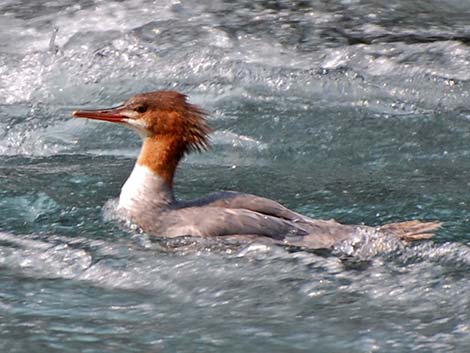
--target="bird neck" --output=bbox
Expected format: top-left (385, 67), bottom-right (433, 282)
top-left (118, 135), bottom-right (186, 213)
top-left (137, 135), bottom-right (185, 189)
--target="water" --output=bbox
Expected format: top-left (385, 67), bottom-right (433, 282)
top-left (1, 0), bottom-right (470, 352)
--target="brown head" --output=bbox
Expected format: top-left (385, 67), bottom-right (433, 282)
top-left (72, 91), bottom-right (211, 187)
top-left (72, 90), bottom-right (210, 152)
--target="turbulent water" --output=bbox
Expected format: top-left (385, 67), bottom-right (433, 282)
top-left (1, 1), bottom-right (470, 352)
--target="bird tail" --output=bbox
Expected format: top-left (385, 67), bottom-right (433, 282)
top-left (378, 220), bottom-right (441, 242)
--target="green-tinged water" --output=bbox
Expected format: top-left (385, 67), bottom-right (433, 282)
top-left (1, 1), bottom-right (470, 352)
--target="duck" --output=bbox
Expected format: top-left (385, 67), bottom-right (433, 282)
top-left (72, 91), bottom-right (440, 249)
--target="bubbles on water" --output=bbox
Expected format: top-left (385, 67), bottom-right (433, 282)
top-left (2, 0), bottom-right (470, 161)
top-left (0, 232), bottom-right (92, 279)
top-left (211, 130), bottom-right (267, 151)
top-left (400, 241), bottom-right (470, 269)
top-left (2, 2), bottom-right (470, 351)
top-left (333, 227), bottom-right (405, 259)
top-left (0, 192), bottom-right (59, 224)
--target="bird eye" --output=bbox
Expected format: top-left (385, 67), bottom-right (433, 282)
top-left (135, 105), bottom-right (147, 113)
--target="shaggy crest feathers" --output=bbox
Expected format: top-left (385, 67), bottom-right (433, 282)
top-left (176, 100), bottom-right (211, 154)
top-left (128, 91), bottom-right (211, 155)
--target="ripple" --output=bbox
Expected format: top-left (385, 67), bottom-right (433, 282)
top-left (2, 1), bottom-right (470, 352)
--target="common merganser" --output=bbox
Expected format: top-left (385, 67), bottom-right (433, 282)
top-left (72, 91), bottom-right (440, 249)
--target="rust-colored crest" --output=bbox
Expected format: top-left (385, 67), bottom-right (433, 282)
top-left (128, 91), bottom-right (211, 155)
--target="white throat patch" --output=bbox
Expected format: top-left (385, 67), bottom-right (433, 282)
top-left (118, 164), bottom-right (173, 213)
